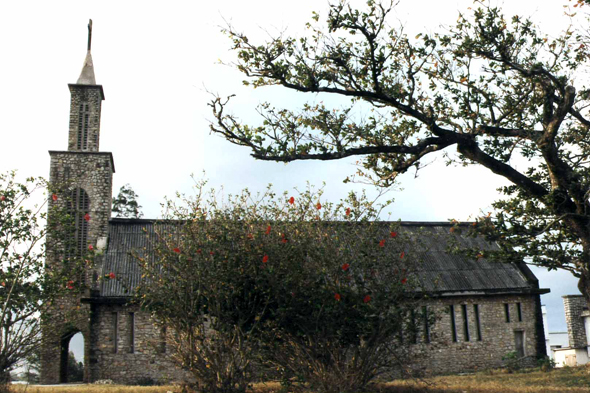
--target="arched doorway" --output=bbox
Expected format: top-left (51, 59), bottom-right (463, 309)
top-left (59, 331), bottom-right (85, 383)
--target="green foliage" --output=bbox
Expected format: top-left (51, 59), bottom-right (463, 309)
top-left (211, 1), bottom-right (590, 301)
top-left (67, 351), bottom-right (84, 382)
top-left (537, 356), bottom-right (556, 372)
top-left (112, 184), bottom-right (143, 219)
top-left (137, 181), bottom-right (419, 393)
top-left (0, 170), bottom-right (86, 388)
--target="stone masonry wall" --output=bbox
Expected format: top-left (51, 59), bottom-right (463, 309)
top-left (92, 303), bottom-right (190, 384)
top-left (41, 151), bottom-right (113, 384)
top-left (408, 293), bottom-right (542, 376)
top-left (67, 85), bottom-right (103, 152)
top-left (563, 295), bottom-right (588, 349)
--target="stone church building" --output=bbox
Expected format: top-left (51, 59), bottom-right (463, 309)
top-left (40, 27), bottom-right (550, 384)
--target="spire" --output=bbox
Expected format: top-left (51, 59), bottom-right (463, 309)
top-left (77, 20), bottom-right (96, 85)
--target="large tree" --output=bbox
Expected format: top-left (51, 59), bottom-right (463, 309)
top-left (0, 171), bottom-right (84, 390)
top-left (210, 1), bottom-right (590, 302)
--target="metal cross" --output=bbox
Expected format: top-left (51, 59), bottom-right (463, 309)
top-left (87, 19), bottom-right (93, 51)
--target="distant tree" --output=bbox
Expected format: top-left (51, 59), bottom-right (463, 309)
top-left (112, 184), bottom-right (143, 219)
top-left (211, 1), bottom-right (590, 303)
top-left (0, 171), bottom-right (85, 391)
top-left (66, 351), bottom-right (84, 382)
top-left (137, 182), bottom-right (420, 393)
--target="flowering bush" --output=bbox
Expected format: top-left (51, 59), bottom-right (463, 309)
top-left (137, 182), bottom-right (420, 393)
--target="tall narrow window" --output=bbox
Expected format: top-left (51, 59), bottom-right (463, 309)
top-left (422, 306), bottom-right (431, 344)
top-left (517, 303), bottom-right (522, 322)
top-left (410, 309), bottom-right (418, 344)
top-left (160, 326), bottom-right (167, 354)
top-left (66, 188), bottom-right (90, 259)
top-left (128, 312), bottom-right (135, 353)
top-left (504, 303), bottom-right (511, 323)
top-left (474, 304), bottom-right (482, 341)
top-left (450, 305), bottom-right (458, 342)
top-left (77, 103), bottom-right (90, 150)
top-left (112, 312), bottom-right (119, 354)
top-left (462, 304), bottom-right (470, 341)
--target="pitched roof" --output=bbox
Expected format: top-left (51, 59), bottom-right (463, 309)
top-left (98, 219), bottom-right (547, 299)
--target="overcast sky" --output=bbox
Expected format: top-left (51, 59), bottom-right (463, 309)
top-left (0, 0), bottom-right (583, 363)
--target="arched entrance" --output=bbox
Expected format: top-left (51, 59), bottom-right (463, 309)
top-left (59, 331), bottom-right (85, 383)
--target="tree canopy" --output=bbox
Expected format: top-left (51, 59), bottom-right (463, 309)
top-left (210, 1), bottom-right (590, 302)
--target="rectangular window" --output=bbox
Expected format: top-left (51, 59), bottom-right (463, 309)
top-left (504, 303), bottom-right (510, 323)
top-left (160, 326), bottom-right (167, 354)
top-left (410, 309), bottom-right (418, 344)
top-left (450, 305), bottom-right (457, 342)
top-left (517, 303), bottom-right (522, 322)
top-left (474, 304), bottom-right (482, 341)
top-left (77, 102), bottom-right (90, 150)
top-left (129, 312), bottom-right (135, 353)
top-left (422, 306), bottom-right (431, 344)
top-left (462, 304), bottom-right (470, 341)
top-left (112, 312), bottom-right (118, 354)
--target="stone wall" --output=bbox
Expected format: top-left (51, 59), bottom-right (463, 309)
top-left (408, 293), bottom-right (543, 375)
top-left (41, 151), bottom-right (114, 384)
top-left (563, 295), bottom-right (588, 349)
top-left (67, 85), bottom-right (103, 152)
top-left (91, 303), bottom-right (190, 384)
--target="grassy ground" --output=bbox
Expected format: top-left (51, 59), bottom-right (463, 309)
top-left (10, 367), bottom-right (590, 392)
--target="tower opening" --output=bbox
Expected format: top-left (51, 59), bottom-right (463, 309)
top-left (59, 331), bottom-right (85, 383)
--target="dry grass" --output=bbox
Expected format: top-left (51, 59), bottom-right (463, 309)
top-left (9, 367), bottom-right (590, 393)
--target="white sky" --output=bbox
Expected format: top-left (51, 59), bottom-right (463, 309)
top-left (0, 0), bottom-right (583, 363)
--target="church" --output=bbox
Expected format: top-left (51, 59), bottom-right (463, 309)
top-left (40, 24), bottom-right (550, 384)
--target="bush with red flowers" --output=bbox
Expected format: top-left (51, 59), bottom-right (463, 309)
top-left (137, 181), bottom-right (420, 393)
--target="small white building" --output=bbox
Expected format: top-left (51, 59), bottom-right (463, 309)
top-left (550, 296), bottom-right (590, 367)
top-left (542, 305), bottom-right (570, 360)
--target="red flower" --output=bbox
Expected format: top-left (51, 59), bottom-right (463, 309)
top-left (173, 247), bottom-right (181, 254)
top-left (363, 295), bottom-right (371, 303)
top-left (450, 227), bottom-right (455, 233)
top-left (52, 194), bottom-right (58, 201)
top-left (316, 202), bottom-right (322, 210)
top-left (345, 207), bottom-right (351, 216)
top-left (209, 251), bottom-right (215, 256)
top-left (88, 244), bottom-right (94, 251)
top-left (262, 255), bottom-right (269, 264)
top-left (265, 225), bottom-right (271, 235)
top-left (288, 196), bottom-right (295, 205)
top-left (281, 238), bottom-right (288, 244)
top-left (379, 239), bottom-right (385, 248)
top-left (109, 272), bottom-right (116, 279)
top-left (84, 213), bottom-right (91, 222)
top-left (0, 196), bottom-right (5, 202)
top-left (401, 278), bottom-right (408, 284)
top-left (334, 293), bottom-right (341, 301)
top-left (390, 231), bottom-right (397, 238)
top-left (476, 253), bottom-right (484, 260)
top-left (400, 251), bottom-right (405, 259)
top-left (341, 263), bottom-right (350, 271)
top-left (67, 280), bottom-right (74, 290)
top-left (247, 233), bottom-right (254, 240)
top-left (197, 249), bottom-right (202, 254)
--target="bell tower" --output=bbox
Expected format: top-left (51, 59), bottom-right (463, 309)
top-left (42, 20), bottom-right (114, 384)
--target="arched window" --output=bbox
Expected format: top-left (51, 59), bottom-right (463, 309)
top-left (77, 103), bottom-right (90, 150)
top-left (67, 188), bottom-right (90, 256)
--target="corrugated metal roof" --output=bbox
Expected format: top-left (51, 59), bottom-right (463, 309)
top-left (99, 219), bottom-right (537, 298)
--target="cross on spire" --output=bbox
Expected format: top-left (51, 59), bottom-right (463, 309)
top-left (87, 19), bottom-right (93, 52)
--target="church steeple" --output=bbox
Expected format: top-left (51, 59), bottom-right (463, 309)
top-left (77, 20), bottom-right (96, 85)
top-left (67, 19), bottom-right (104, 152)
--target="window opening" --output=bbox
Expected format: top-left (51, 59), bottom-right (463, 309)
top-left (112, 312), bottom-right (119, 354)
top-left (77, 103), bottom-right (90, 150)
top-left (517, 303), bottom-right (522, 322)
top-left (129, 312), bottom-right (135, 353)
top-left (474, 304), bottom-right (482, 341)
top-left (66, 188), bottom-right (90, 263)
top-left (422, 306), bottom-right (430, 344)
top-left (462, 304), bottom-right (470, 341)
top-left (450, 305), bottom-right (457, 342)
top-left (504, 303), bottom-right (511, 323)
